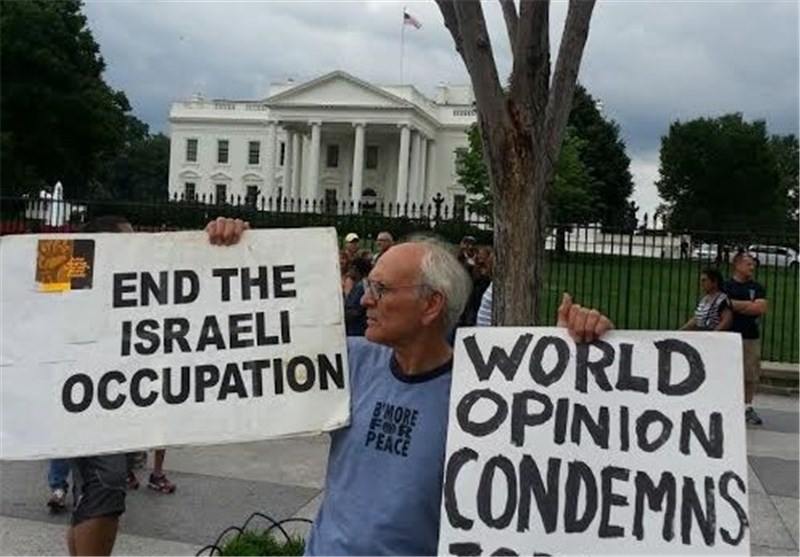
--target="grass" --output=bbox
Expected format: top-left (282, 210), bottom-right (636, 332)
top-left (542, 253), bottom-right (799, 363)
top-left (219, 531), bottom-right (305, 556)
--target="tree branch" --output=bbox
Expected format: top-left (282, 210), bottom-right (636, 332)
top-left (544, 0), bottom-right (596, 172)
top-left (451, 1), bottom-right (505, 122)
top-left (509, 0), bottom-right (550, 137)
top-left (434, 0), bottom-right (463, 57)
top-left (498, 0), bottom-right (518, 49)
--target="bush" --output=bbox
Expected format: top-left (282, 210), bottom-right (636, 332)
top-left (218, 531), bottom-right (305, 556)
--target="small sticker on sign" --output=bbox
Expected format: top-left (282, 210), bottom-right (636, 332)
top-left (35, 239), bottom-right (95, 292)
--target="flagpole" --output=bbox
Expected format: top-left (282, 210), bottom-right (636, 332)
top-left (400, 7), bottom-right (406, 84)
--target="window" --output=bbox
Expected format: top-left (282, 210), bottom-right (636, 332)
top-left (248, 141), bottom-right (260, 165)
top-left (365, 146), bottom-right (379, 169)
top-left (279, 142), bottom-right (286, 166)
top-left (184, 182), bottom-right (196, 201)
top-left (326, 144), bottom-right (339, 168)
top-left (215, 184), bottom-right (227, 204)
top-left (324, 188), bottom-right (337, 214)
top-left (186, 139), bottom-right (198, 162)
top-left (217, 140), bottom-right (229, 164)
top-left (246, 185), bottom-right (259, 207)
top-left (453, 194), bottom-right (466, 221)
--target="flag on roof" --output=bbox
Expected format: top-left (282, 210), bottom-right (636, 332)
top-left (403, 10), bottom-right (422, 29)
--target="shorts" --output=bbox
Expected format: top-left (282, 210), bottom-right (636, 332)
top-left (71, 454), bottom-right (127, 526)
top-left (742, 338), bottom-right (762, 385)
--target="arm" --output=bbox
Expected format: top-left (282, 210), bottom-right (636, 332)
top-left (730, 298), bottom-right (768, 316)
top-left (681, 318), bottom-right (697, 331)
top-left (716, 307), bottom-right (733, 331)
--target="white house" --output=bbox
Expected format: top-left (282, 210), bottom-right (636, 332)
top-left (168, 71), bottom-right (476, 213)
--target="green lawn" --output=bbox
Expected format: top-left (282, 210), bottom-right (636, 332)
top-left (542, 253), bottom-right (799, 363)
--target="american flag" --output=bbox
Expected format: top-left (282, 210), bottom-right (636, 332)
top-left (403, 10), bottom-right (422, 29)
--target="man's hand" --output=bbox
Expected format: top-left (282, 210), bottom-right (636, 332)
top-left (205, 217), bottom-right (249, 246)
top-left (557, 292), bottom-right (614, 343)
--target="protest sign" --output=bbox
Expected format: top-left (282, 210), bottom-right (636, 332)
top-left (439, 328), bottom-right (749, 555)
top-left (1, 228), bottom-right (349, 459)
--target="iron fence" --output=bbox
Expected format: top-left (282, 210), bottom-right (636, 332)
top-left (2, 194), bottom-right (797, 363)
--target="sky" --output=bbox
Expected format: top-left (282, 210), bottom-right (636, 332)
top-left (83, 0), bottom-right (799, 219)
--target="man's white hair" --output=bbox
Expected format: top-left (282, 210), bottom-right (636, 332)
top-left (406, 234), bottom-right (472, 331)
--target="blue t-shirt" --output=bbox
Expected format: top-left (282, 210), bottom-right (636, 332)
top-left (306, 337), bottom-right (453, 556)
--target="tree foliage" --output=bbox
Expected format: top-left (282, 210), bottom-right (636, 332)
top-left (457, 124), bottom-right (595, 225)
top-left (768, 133), bottom-right (799, 222)
top-left (656, 113), bottom-right (786, 234)
top-left (0, 0), bottom-right (138, 198)
top-left (568, 85), bottom-right (635, 228)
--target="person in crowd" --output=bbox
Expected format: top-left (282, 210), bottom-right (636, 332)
top-left (205, 217), bottom-right (613, 556)
top-left (724, 253), bottom-right (768, 426)
top-left (344, 232), bottom-right (360, 259)
top-left (681, 267), bottom-right (732, 332)
top-left (64, 215), bottom-right (133, 556)
top-left (373, 231), bottom-right (395, 264)
top-left (339, 250), bottom-right (351, 292)
top-left (457, 235), bottom-right (476, 272)
top-left (127, 449), bottom-right (176, 493)
top-left (459, 245), bottom-right (493, 327)
top-left (343, 258), bottom-right (372, 336)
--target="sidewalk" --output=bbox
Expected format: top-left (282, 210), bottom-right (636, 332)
top-left (1, 394), bottom-right (797, 556)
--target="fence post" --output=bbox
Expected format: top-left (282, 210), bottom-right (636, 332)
top-left (625, 232), bottom-right (634, 328)
top-left (432, 193), bottom-right (444, 228)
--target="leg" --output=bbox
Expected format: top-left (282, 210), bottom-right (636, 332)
top-left (48, 459), bottom-right (71, 511)
top-left (743, 339), bottom-right (763, 425)
top-left (72, 516), bottom-right (119, 556)
top-left (67, 525), bottom-right (77, 556)
top-left (152, 449), bottom-right (166, 475)
top-left (148, 449), bottom-right (176, 493)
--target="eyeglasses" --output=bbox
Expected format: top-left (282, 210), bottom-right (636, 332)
top-left (364, 278), bottom-right (429, 301)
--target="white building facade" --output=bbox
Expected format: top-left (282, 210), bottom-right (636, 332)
top-left (168, 71), bottom-right (476, 212)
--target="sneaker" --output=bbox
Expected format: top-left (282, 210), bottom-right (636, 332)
top-left (745, 406), bottom-right (763, 426)
top-left (127, 471), bottom-right (140, 490)
top-left (148, 473), bottom-right (176, 494)
top-left (47, 488), bottom-right (67, 512)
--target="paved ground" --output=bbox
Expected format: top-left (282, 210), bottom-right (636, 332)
top-left (1, 393), bottom-right (797, 556)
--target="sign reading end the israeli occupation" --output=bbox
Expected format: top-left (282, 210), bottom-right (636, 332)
top-left (1, 228), bottom-right (349, 459)
top-left (439, 328), bottom-right (749, 555)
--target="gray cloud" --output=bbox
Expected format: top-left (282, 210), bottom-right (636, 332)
top-left (83, 0), bottom-right (798, 217)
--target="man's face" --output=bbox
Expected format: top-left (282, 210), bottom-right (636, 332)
top-left (362, 244), bottom-right (432, 345)
top-left (346, 240), bottom-right (359, 254)
top-left (735, 255), bottom-right (755, 279)
top-left (376, 234), bottom-right (393, 253)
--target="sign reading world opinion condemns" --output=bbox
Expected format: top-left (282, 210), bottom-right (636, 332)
top-left (1, 228), bottom-right (349, 459)
top-left (439, 328), bottom-right (749, 556)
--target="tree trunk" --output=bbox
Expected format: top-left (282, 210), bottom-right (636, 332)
top-left (489, 118), bottom-right (550, 326)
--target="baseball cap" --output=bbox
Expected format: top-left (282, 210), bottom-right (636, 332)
top-left (345, 232), bottom-right (359, 243)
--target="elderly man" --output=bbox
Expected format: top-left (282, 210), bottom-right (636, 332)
top-left (372, 230), bottom-right (394, 264)
top-left (206, 217), bottom-right (613, 556)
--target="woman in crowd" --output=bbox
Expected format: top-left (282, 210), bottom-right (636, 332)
top-left (681, 267), bottom-right (733, 331)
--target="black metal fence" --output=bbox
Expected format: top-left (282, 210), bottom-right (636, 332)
top-left (2, 194), bottom-right (797, 363)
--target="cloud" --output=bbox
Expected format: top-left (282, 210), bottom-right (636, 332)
top-left (82, 0), bottom-right (799, 217)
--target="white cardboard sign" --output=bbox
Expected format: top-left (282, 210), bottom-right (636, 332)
top-left (439, 328), bottom-right (749, 555)
top-left (1, 228), bottom-right (350, 459)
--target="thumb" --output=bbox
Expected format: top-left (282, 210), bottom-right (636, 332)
top-left (557, 292), bottom-right (572, 326)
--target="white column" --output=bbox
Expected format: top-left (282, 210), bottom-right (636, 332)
top-left (408, 131), bottom-right (422, 207)
top-left (425, 139), bottom-right (437, 206)
top-left (395, 124), bottom-right (411, 206)
top-left (417, 137), bottom-right (428, 206)
top-left (291, 132), bottom-right (302, 199)
top-left (351, 122), bottom-right (366, 210)
top-left (307, 121), bottom-right (321, 200)
top-left (264, 121), bottom-right (278, 199)
top-left (283, 130), bottom-right (293, 200)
